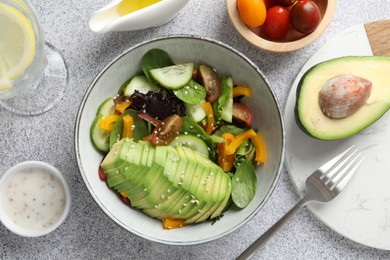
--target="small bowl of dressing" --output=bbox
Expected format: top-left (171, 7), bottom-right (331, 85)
top-left (0, 161), bottom-right (71, 237)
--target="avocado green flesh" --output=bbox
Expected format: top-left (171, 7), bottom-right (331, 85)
top-left (100, 138), bottom-right (231, 224)
top-left (296, 56), bottom-right (390, 140)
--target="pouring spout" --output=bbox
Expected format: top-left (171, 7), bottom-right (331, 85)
top-left (88, 0), bottom-right (122, 34)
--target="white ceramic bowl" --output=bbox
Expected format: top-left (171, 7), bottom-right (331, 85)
top-left (75, 36), bottom-right (285, 245)
top-left (0, 161), bottom-right (71, 237)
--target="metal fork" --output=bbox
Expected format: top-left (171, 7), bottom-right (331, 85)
top-left (237, 145), bottom-right (364, 260)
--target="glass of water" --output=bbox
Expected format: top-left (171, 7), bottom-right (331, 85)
top-left (0, 0), bottom-right (68, 115)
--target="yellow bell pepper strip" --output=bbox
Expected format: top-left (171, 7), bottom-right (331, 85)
top-left (163, 218), bottom-right (187, 229)
top-left (217, 133), bottom-right (236, 172)
top-left (115, 100), bottom-right (131, 114)
top-left (201, 101), bottom-right (215, 135)
top-left (98, 114), bottom-right (120, 131)
top-left (233, 86), bottom-right (252, 97)
top-left (250, 132), bottom-right (267, 163)
top-left (122, 114), bottom-right (134, 139)
top-left (226, 129), bottom-right (257, 155)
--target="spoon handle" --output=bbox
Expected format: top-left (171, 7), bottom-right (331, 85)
top-left (237, 198), bottom-right (307, 260)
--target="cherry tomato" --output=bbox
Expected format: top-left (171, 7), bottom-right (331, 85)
top-left (98, 157), bottom-right (107, 181)
top-left (232, 103), bottom-right (253, 128)
top-left (276, 0), bottom-right (296, 7)
top-left (263, 0), bottom-right (277, 9)
top-left (150, 114), bottom-right (182, 146)
top-left (290, 0), bottom-right (321, 34)
top-left (198, 64), bottom-right (221, 103)
top-left (98, 165), bottom-right (107, 181)
top-left (237, 0), bottom-right (267, 28)
top-left (261, 6), bottom-right (290, 40)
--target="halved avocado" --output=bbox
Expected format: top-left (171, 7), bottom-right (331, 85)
top-left (295, 56), bottom-right (390, 140)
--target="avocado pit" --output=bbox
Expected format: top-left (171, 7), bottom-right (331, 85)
top-left (318, 74), bottom-right (372, 119)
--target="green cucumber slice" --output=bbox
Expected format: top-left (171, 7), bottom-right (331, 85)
top-left (170, 134), bottom-right (210, 158)
top-left (173, 80), bottom-right (206, 105)
top-left (149, 63), bottom-right (194, 90)
top-left (123, 74), bottom-right (162, 97)
top-left (141, 49), bottom-right (174, 83)
top-left (91, 97), bottom-right (116, 152)
top-left (90, 115), bottom-right (111, 153)
top-left (97, 97), bottom-right (115, 117)
top-left (217, 77), bottom-right (233, 123)
top-left (184, 101), bottom-right (206, 122)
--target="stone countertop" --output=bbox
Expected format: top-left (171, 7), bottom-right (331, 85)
top-left (1, 0), bottom-right (390, 259)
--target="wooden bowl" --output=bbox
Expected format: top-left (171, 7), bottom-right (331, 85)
top-left (226, 0), bottom-right (336, 52)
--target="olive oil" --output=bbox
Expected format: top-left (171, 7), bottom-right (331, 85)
top-left (117, 0), bottom-right (161, 17)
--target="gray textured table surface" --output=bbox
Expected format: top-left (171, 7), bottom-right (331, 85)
top-left (1, 0), bottom-right (390, 259)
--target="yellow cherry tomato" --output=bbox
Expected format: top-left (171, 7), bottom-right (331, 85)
top-left (237, 0), bottom-right (267, 28)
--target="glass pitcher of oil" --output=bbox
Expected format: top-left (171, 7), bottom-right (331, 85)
top-left (88, 0), bottom-right (190, 34)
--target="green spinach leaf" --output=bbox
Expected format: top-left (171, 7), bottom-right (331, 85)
top-left (173, 80), bottom-right (206, 105)
top-left (231, 150), bottom-right (257, 208)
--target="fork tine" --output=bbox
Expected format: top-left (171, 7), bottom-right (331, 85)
top-left (330, 154), bottom-right (364, 191)
top-left (319, 145), bottom-right (356, 180)
top-left (324, 148), bottom-right (359, 185)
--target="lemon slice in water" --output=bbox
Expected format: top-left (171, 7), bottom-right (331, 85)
top-left (0, 3), bottom-right (36, 90)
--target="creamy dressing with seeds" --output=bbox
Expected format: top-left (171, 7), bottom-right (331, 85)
top-left (2, 168), bottom-right (66, 231)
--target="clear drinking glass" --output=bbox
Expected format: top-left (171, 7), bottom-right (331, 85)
top-left (0, 0), bottom-right (68, 115)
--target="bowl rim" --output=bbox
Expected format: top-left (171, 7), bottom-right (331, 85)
top-left (74, 34), bottom-right (286, 245)
top-left (226, 0), bottom-right (337, 52)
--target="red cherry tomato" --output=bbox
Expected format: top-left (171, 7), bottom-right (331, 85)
top-left (150, 114), bottom-right (182, 146)
top-left (263, 0), bottom-right (278, 9)
top-left (98, 165), bottom-right (107, 181)
top-left (232, 103), bottom-right (253, 128)
top-left (276, 0), bottom-right (296, 7)
top-left (237, 0), bottom-right (267, 28)
top-left (290, 0), bottom-right (321, 34)
top-left (261, 6), bottom-right (290, 40)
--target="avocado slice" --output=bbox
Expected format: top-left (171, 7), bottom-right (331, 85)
top-left (101, 138), bottom-right (130, 174)
top-left (295, 56), bottom-right (390, 140)
top-left (101, 139), bottom-right (231, 224)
